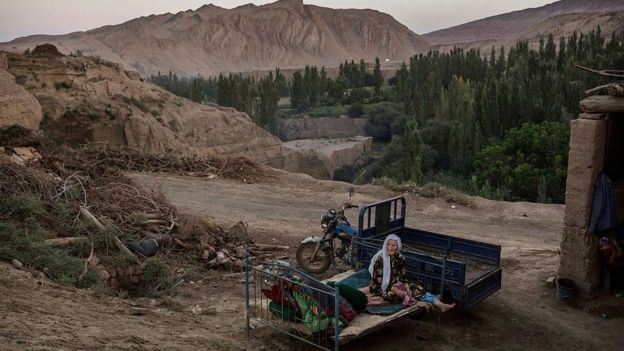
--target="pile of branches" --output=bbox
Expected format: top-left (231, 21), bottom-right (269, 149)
top-left (0, 159), bottom-right (55, 199)
top-left (43, 143), bottom-right (264, 183)
top-left (1, 140), bottom-right (278, 285)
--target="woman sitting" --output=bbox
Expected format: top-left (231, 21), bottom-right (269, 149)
top-left (368, 234), bottom-right (455, 312)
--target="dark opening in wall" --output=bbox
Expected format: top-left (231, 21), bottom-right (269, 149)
top-left (603, 114), bottom-right (624, 292)
top-left (604, 114), bottom-right (624, 182)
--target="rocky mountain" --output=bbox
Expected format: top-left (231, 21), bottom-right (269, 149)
top-left (0, 0), bottom-right (429, 77)
top-left (1, 45), bottom-right (284, 162)
top-left (424, 0), bottom-right (624, 52)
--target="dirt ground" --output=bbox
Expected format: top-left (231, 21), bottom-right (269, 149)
top-left (1, 169), bottom-right (623, 350)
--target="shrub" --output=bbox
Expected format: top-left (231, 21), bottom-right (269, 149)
top-left (348, 103), bottom-right (364, 118)
top-left (472, 121), bottom-right (569, 203)
top-left (0, 221), bottom-right (95, 287)
top-left (334, 164), bottom-right (359, 183)
top-left (0, 194), bottom-right (44, 220)
top-left (0, 195), bottom-right (99, 288)
top-left (366, 120), bottom-right (423, 183)
top-left (140, 258), bottom-right (178, 298)
top-left (364, 102), bottom-right (407, 142)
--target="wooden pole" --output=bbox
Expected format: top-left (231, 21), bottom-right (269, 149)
top-left (42, 237), bottom-right (85, 247)
top-left (580, 95), bottom-right (624, 114)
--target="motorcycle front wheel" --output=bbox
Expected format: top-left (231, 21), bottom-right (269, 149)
top-left (296, 242), bottom-right (332, 274)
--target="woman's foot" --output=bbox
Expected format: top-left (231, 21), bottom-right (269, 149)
top-left (437, 302), bottom-right (455, 313)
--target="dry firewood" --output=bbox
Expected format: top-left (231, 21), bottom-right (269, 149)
top-left (79, 206), bottom-right (138, 260)
top-left (42, 237), bottom-right (84, 247)
top-left (133, 212), bottom-right (162, 219)
top-left (576, 65), bottom-right (624, 78)
top-left (585, 83), bottom-right (612, 95)
top-left (253, 244), bottom-right (290, 251)
top-left (78, 240), bottom-right (94, 280)
top-left (585, 82), bottom-right (624, 96)
top-left (146, 233), bottom-right (167, 241)
top-left (79, 206), bottom-right (105, 230)
top-left (142, 219), bottom-right (169, 225)
top-left (173, 238), bottom-right (191, 250)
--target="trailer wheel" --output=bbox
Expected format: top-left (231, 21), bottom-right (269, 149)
top-left (296, 242), bottom-right (331, 274)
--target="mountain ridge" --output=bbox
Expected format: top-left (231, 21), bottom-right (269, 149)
top-left (0, 0), bottom-right (429, 77)
top-left (424, 0), bottom-right (624, 51)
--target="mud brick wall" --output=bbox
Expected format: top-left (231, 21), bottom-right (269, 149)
top-left (559, 115), bottom-right (606, 295)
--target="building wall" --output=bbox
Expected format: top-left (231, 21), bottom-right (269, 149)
top-left (559, 115), bottom-right (607, 295)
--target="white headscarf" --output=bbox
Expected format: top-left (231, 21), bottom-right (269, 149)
top-left (368, 234), bottom-right (402, 291)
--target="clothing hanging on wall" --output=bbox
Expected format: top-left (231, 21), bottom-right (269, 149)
top-left (589, 173), bottom-right (617, 235)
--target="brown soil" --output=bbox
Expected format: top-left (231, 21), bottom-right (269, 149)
top-left (2, 169), bottom-right (623, 350)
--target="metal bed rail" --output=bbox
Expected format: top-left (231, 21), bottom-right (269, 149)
top-left (245, 257), bottom-right (341, 351)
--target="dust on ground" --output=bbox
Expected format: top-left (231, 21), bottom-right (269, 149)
top-left (2, 169), bottom-right (623, 350)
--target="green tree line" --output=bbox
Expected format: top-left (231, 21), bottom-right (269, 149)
top-left (149, 71), bottom-right (219, 103)
top-left (150, 70), bottom-right (284, 135)
top-left (290, 58), bottom-right (385, 110)
top-left (366, 28), bottom-right (624, 203)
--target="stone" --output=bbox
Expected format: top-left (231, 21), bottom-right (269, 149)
top-left (88, 255), bottom-right (101, 267)
top-left (12, 147), bottom-right (42, 162)
top-left (11, 259), bottom-right (23, 269)
top-left (0, 68), bottom-right (43, 130)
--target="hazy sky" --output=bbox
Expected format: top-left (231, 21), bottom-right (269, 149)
top-left (0, 0), bottom-right (556, 42)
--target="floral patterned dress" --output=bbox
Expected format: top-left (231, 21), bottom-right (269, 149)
top-left (369, 254), bottom-right (426, 303)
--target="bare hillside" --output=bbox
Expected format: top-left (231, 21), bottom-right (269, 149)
top-left (0, 0), bottom-right (429, 76)
top-left (424, 0), bottom-right (624, 51)
top-left (1, 46), bottom-right (283, 162)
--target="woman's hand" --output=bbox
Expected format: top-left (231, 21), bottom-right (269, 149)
top-left (391, 286), bottom-right (407, 298)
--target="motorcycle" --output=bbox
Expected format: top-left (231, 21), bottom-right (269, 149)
top-left (296, 188), bottom-right (358, 274)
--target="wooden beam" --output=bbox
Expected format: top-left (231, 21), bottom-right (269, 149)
top-left (43, 237), bottom-right (85, 247)
top-left (580, 95), bottom-right (624, 114)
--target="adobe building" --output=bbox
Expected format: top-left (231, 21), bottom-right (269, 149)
top-left (559, 91), bottom-right (624, 296)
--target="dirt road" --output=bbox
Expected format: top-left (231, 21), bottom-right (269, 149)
top-left (1, 170), bottom-right (623, 350)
